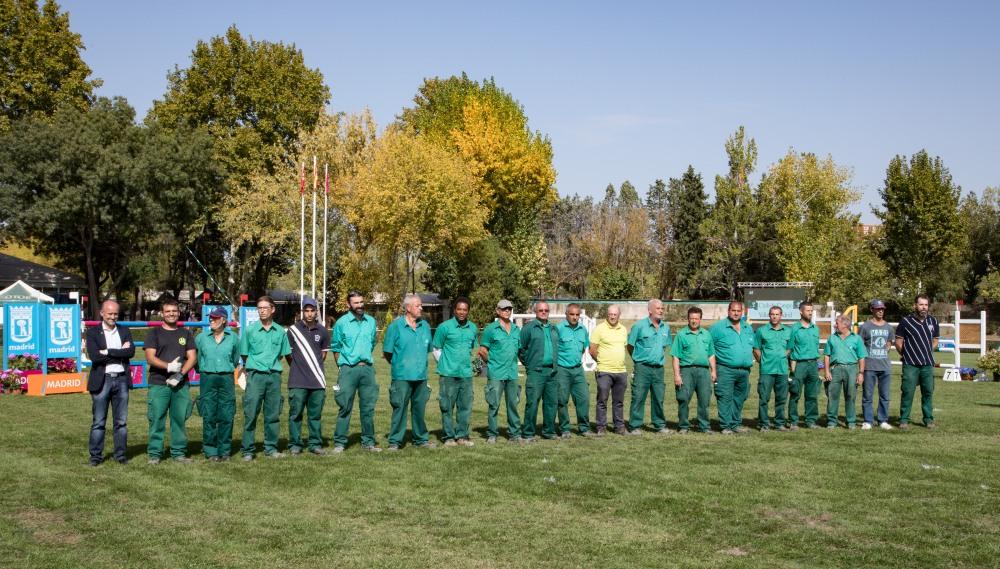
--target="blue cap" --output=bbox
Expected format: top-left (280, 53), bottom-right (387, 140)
top-left (869, 299), bottom-right (886, 309)
top-left (208, 308), bottom-right (228, 319)
top-left (302, 297), bottom-right (318, 308)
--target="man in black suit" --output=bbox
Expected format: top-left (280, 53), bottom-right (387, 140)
top-left (86, 300), bottom-right (135, 466)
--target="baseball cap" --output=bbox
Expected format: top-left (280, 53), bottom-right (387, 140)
top-left (496, 299), bottom-right (514, 310)
top-left (208, 308), bottom-right (228, 319)
top-left (302, 297), bottom-right (318, 308)
top-left (869, 299), bottom-right (886, 309)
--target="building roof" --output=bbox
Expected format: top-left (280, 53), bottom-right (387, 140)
top-left (0, 254), bottom-right (86, 291)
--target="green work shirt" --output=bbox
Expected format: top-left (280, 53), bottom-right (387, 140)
top-left (788, 322), bottom-right (821, 361)
top-left (556, 321), bottom-right (590, 368)
top-left (330, 312), bottom-right (377, 366)
top-left (628, 318), bottom-right (672, 366)
top-left (432, 317), bottom-right (479, 378)
top-left (540, 322), bottom-right (553, 366)
top-left (710, 319), bottom-right (755, 369)
top-left (825, 332), bottom-right (868, 364)
top-left (670, 326), bottom-right (715, 367)
top-left (195, 328), bottom-right (241, 373)
top-left (239, 321), bottom-right (291, 373)
top-left (480, 320), bottom-right (520, 380)
top-left (518, 319), bottom-right (559, 371)
top-left (753, 324), bottom-right (791, 375)
top-left (383, 316), bottom-right (432, 381)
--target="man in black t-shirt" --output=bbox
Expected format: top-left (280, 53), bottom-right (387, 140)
top-left (286, 298), bottom-right (330, 455)
top-left (144, 299), bottom-right (197, 463)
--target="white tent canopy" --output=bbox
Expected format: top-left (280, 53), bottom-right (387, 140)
top-left (0, 280), bottom-right (54, 325)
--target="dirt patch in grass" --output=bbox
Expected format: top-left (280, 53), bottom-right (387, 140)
top-left (16, 508), bottom-right (83, 545)
top-left (719, 547), bottom-right (749, 556)
top-left (761, 507), bottom-right (835, 531)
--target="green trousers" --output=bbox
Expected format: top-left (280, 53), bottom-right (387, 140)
top-left (826, 363), bottom-right (859, 426)
top-left (556, 365), bottom-right (591, 434)
top-left (485, 378), bottom-right (521, 438)
top-left (388, 380), bottom-right (430, 446)
top-left (333, 365), bottom-right (379, 447)
top-left (788, 360), bottom-right (821, 426)
top-left (714, 365), bottom-right (750, 431)
top-left (288, 387), bottom-right (326, 451)
top-left (147, 383), bottom-right (193, 459)
top-left (439, 376), bottom-right (474, 441)
top-left (241, 371), bottom-right (283, 456)
top-left (900, 364), bottom-right (935, 425)
top-left (677, 366), bottom-right (712, 432)
top-left (629, 362), bottom-right (666, 430)
top-left (198, 372), bottom-right (235, 458)
top-left (758, 373), bottom-right (789, 428)
top-left (523, 368), bottom-right (558, 439)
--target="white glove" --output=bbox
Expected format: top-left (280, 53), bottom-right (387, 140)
top-left (237, 372), bottom-right (247, 391)
top-left (166, 357), bottom-right (182, 373)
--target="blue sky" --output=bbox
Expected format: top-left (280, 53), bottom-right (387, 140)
top-left (61, 1), bottom-right (999, 222)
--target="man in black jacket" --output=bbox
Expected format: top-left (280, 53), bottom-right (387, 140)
top-left (85, 300), bottom-right (135, 466)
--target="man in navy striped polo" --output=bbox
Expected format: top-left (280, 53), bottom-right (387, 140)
top-left (893, 294), bottom-right (939, 429)
top-left (286, 297), bottom-right (330, 454)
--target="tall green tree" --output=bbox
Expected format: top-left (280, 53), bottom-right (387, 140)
top-left (959, 187), bottom-right (1000, 301)
top-left (666, 166), bottom-right (709, 298)
top-left (701, 126), bottom-right (759, 298)
top-left (759, 150), bottom-right (888, 303)
top-left (146, 25), bottom-right (330, 296)
top-left (645, 179), bottom-right (671, 297)
top-left (0, 98), bottom-right (221, 316)
top-left (875, 150), bottom-right (966, 300)
top-left (619, 180), bottom-right (640, 209)
top-left (0, 0), bottom-right (99, 132)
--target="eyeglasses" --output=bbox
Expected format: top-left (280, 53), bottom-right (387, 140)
top-left (499, 307), bottom-right (512, 311)
top-left (257, 306), bottom-right (273, 311)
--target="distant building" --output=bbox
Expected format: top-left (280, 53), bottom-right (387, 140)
top-left (855, 223), bottom-right (882, 237)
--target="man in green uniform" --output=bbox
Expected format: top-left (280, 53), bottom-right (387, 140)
top-left (433, 297), bottom-right (479, 447)
top-left (145, 299), bottom-right (197, 464)
top-left (824, 315), bottom-right (867, 429)
top-left (195, 307), bottom-right (241, 461)
top-left (670, 306), bottom-right (716, 434)
top-left (478, 299), bottom-right (521, 443)
top-left (710, 301), bottom-right (755, 435)
top-left (519, 301), bottom-right (560, 442)
top-left (787, 301), bottom-right (822, 429)
top-left (285, 298), bottom-right (329, 455)
top-left (627, 299), bottom-right (672, 435)
top-left (331, 291), bottom-right (381, 452)
top-left (240, 295), bottom-right (292, 460)
top-left (753, 306), bottom-right (791, 431)
top-left (555, 303), bottom-right (593, 438)
top-left (383, 293), bottom-right (436, 450)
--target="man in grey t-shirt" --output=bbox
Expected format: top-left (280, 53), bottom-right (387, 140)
top-left (859, 299), bottom-right (895, 430)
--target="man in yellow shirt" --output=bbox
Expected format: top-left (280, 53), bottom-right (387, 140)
top-left (589, 304), bottom-right (629, 435)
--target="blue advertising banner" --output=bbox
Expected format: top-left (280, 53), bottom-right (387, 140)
top-left (3, 303), bottom-right (45, 364)
top-left (239, 307), bottom-right (259, 332)
top-left (201, 305), bottom-right (234, 322)
top-left (46, 304), bottom-right (81, 359)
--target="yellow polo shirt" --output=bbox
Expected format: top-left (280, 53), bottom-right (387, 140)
top-left (590, 320), bottom-right (628, 373)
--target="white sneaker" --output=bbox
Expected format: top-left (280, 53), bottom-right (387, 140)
top-left (879, 422), bottom-right (893, 430)
top-left (861, 423), bottom-right (872, 430)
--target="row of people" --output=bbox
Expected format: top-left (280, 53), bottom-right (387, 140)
top-left (84, 292), bottom-right (939, 464)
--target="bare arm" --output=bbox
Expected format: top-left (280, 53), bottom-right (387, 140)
top-left (672, 356), bottom-right (682, 387)
top-left (589, 343), bottom-right (599, 360)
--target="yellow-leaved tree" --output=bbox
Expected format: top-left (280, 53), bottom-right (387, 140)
top-left (342, 127), bottom-right (488, 306)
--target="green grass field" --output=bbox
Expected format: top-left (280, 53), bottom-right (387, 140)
top-left (1, 348), bottom-right (998, 569)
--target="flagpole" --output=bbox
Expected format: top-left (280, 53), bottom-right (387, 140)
top-left (311, 155), bottom-right (318, 301)
top-left (298, 162), bottom-right (305, 313)
top-left (322, 163), bottom-right (329, 325)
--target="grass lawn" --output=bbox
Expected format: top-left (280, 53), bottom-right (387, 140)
top-left (1, 347), bottom-right (998, 569)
